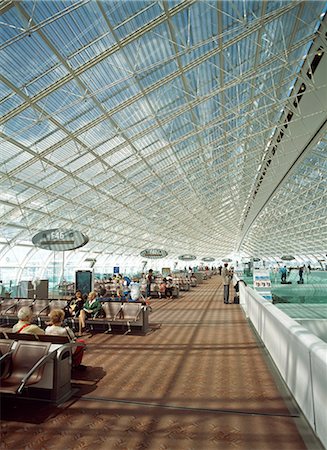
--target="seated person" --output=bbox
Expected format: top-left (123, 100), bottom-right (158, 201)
top-left (129, 277), bottom-right (141, 301)
top-left (78, 291), bottom-right (102, 335)
top-left (12, 306), bottom-right (45, 335)
top-left (65, 290), bottom-right (84, 318)
top-left (45, 309), bottom-right (86, 369)
top-left (159, 278), bottom-right (167, 298)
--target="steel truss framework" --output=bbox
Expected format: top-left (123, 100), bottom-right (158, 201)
top-left (0, 0), bottom-right (326, 274)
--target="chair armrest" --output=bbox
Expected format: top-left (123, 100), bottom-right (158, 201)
top-left (37, 304), bottom-right (50, 315)
top-left (2, 303), bottom-right (17, 314)
top-left (0, 351), bottom-right (13, 379)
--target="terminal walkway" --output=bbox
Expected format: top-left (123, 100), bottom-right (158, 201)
top-left (0, 276), bottom-right (323, 449)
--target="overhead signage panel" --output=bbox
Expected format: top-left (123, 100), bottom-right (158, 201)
top-left (32, 229), bottom-right (89, 251)
top-left (178, 254), bottom-right (196, 261)
top-left (281, 255), bottom-right (295, 261)
top-left (140, 249), bottom-right (168, 259)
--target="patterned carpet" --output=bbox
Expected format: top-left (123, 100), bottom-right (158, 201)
top-left (0, 277), bottom-right (321, 449)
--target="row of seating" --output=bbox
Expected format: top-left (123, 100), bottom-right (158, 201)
top-left (0, 336), bottom-right (74, 403)
top-left (80, 301), bottom-right (149, 334)
top-left (0, 298), bottom-right (150, 334)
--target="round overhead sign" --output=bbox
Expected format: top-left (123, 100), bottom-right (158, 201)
top-left (32, 229), bottom-right (89, 251)
top-left (281, 255), bottom-right (295, 261)
top-left (179, 254), bottom-right (196, 261)
top-left (222, 258), bottom-right (232, 262)
top-left (201, 257), bottom-right (215, 262)
top-left (140, 249), bottom-right (168, 259)
top-left (253, 257), bottom-right (261, 262)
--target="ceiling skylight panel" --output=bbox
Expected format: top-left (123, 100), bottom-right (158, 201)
top-left (77, 161), bottom-right (106, 180)
top-left (294, 3), bottom-right (325, 42)
top-left (103, 0), bottom-right (148, 30)
top-left (0, 141), bottom-right (24, 165)
top-left (64, 106), bottom-right (103, 133)
top-left (29, 130), bottom-right (69, 155)
top-left (133, 131), bottom-right (163, 153)
top-left (220, 0), bottom-right (247, 34)
top-left (188, 1), bottom-right (218, 44)
top-left (35, 80), bottom-right (90, 118)
top-left (98, 83), bottom-right (140, 115)
top-left (40, 141), bottom-right (79, 166)
top-left (0, 92), bottom-right (24, 116)
top-left (78, 53), bottom-right (132, 92)
top-left (67, 29), bottom-right (117, 70)
top-left (0, 7), bottom-right (29, 46)
top-left (124, 24), bottom-right (173, 72)
top-left (128, 170), bottom-right (147, 185)
top-left (116, 154), bottom-right (141, 172)
top-left (4, 119), bottom-right (59, 152)
top-left (2, 35), bottom-right (63, 90)
top-left (34, 170), bottom-right (66, 189)
top-left (14, 159), bottom-right (48, 182)
top-left (64, 152), bottom-right (94, 172)
top-left (163, 115), bottom-right (194, 142)
top-left (110, 1), bottom-right (163, 40)
top-left (104, 146), bottom-right (134, 166)
top-left (126, 162), bottom-right (146, 178)
top-left (145, 89), bottom-right (185, 122)
top-left (36, 3), bottom-right (105, 59)
top-left (0, 148), bottom-right (32, 173)
top-left (179, 38), bottom-right (216, 67)
top-left (112, 98), bottom-right (151, 128)
top-left (78, 121), bottom-right (116, 147)
top-left (137, 58), bottom-right (179, 91)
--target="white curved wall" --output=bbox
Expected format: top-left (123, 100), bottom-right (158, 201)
top-left (239, 282), bottom-right (327, 449)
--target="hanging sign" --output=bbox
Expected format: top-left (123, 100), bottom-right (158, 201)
top-left (222, 258), bottom-right (232, 262)
top-left (32, 229), bottom-right (88, 251)
top-left (140, 249), bottom-right (168, 259)
top-left (201, 257), bottom-right (215, 262)
top-left (179, 254), bottom-right (196, 261)
top-left (281, 255), bottom-right (295, 261)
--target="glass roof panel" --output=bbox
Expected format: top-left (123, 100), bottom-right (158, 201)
top-left (0, 0), bottom-right (326, 266)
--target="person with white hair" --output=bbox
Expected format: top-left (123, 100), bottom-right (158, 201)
top-left (12, 306), bottom-right (45, 335)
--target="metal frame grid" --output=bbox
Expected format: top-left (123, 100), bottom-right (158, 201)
top-left (0, 0), bottom-right (326, 267)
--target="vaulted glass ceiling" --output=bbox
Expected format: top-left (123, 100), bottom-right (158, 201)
top-left (0, 0), bottom-right (326, 264)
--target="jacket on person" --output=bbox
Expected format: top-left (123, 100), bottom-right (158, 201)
top-left (82, 298), bottom-right (102, 316)
top-left (222, 267), bottom-right (231, 285)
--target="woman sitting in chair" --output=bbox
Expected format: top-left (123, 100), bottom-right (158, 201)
top-left (45, 309), bottom-right (86, 369)
top-left (78, 291), bottom-right (102, 335)
top-left (12, 306), bottom-right (44, 335)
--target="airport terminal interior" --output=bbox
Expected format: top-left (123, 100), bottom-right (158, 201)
top-left (0, 0), bottom-right (326, 449)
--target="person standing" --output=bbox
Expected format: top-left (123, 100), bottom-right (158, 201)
top-left (222, 263), bottom-right (231, 304)
top-left (146, 269), bottom-right (154, 299)
top-left (298, 267), bottom-right (304, 284)
top-left (280, 266), bottom-right (287, 283)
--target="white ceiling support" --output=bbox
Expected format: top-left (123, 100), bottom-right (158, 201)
top-left (237, 25), bottom-right (327, 252)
